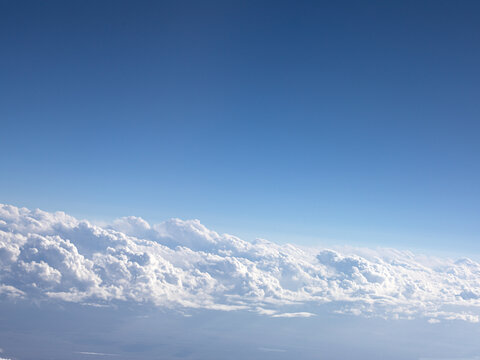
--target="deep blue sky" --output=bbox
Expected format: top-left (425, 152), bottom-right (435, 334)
top-left (1, 0), bottom-right (479, 252)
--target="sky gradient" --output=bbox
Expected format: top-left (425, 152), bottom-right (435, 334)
top-left (1, 0), bottom-right (480, 252)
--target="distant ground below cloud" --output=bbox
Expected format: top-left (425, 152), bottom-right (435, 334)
top-left (2, 298), bottom-right (480, 360)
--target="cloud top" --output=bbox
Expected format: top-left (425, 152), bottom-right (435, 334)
top-left (1, 204), bottom-right (480, 322)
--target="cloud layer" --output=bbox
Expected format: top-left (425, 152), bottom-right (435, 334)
top-left (1, 204), bottom-right (480, 322)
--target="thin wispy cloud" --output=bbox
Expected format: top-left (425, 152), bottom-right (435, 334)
top-left (271, 312), bottom-right (316, 318)
top-left (75, 352), bottom-right (119, 356)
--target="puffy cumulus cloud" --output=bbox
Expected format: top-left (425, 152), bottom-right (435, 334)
top-left (1, 204), bottom-right (480, 322)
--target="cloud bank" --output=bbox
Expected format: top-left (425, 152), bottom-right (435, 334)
top-left (1, 204), bottom-right (480, 322)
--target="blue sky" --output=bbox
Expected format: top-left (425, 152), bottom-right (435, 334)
top-left (1, 0), bottom-right (480, 252)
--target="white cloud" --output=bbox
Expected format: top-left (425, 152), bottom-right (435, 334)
top-left (1, 204), bottom-right (480, 322)
top-left (271, 312), bottom-right (316, 318)
top-left (75, 352), bottom-right (118, 356)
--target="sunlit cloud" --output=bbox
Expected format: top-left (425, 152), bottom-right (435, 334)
top-left (1, 204), bottom-right (480, 322)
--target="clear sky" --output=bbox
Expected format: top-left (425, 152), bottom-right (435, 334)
top-left (1, 0), bottom-right (479, 253)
